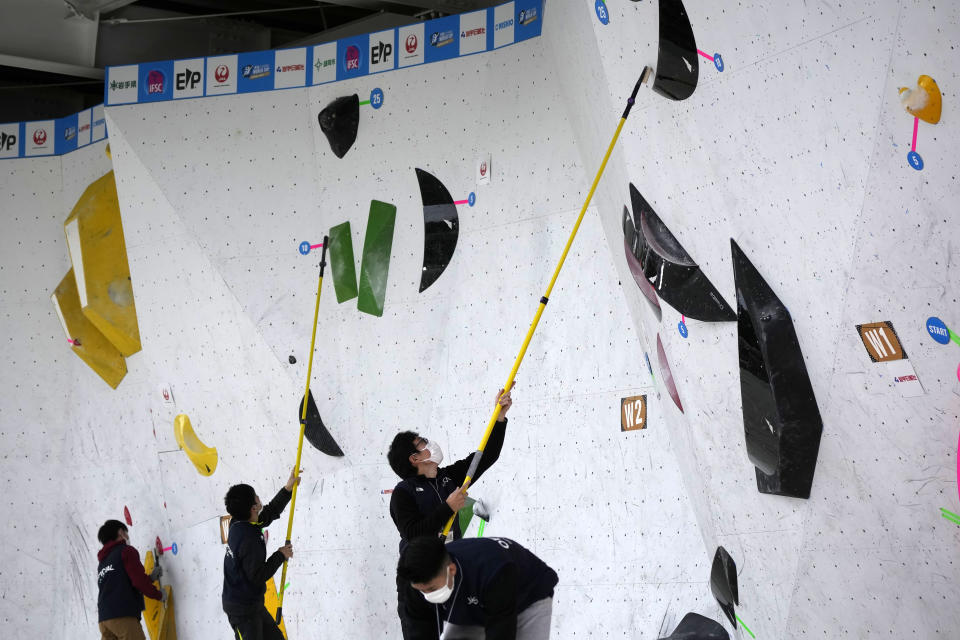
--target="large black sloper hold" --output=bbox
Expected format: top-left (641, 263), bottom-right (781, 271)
top-left (298, 390), bottom-right (345, 457)
top-left (631, 184), bottom-right (736, 322)
top-left (623, 205), bottom-right (663, 321)
top-left (659, 612), bottom-right (730, 640)
top-left (415, 168), bottom-right (459, 293)
top-left (731, 239), bottom-right (823, 498)
top-left (653, 0), bottom-right (700, 100)
top-left (709, 546), bottom-right (738, 628)
top-left (318, 94), bottom-right (359, 158)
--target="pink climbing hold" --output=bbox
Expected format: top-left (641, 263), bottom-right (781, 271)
top-left (123, 506), bottom-right (132, 526)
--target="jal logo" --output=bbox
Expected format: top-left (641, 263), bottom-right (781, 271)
top-left (147, 70), bottom-right (165, 94)
top-left (345, 45), bottom-right (361, 71)
top-left (176, 68), bottom-right (201, 90)
top-left (405, 34), bottom-right (418, 54)
top-left (79, 124), bottom-right (90, 132)
top-left (479, 162), bottom-right (487, 177)
top-left (495, 18), bottom-right (514, 30)
top-left (1, 132), bottom-right (17, 151)
top-left (214, 64), bottom-right (230, 83)
top-left (33, 129), bottom-right (47, 146)
top-left (64, 127), bottom-right (76, 141)
top-left (371, 40), bottom-right (392, 65)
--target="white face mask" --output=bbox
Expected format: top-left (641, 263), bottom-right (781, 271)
top-left (420, 438), bottom-right (444, 466)
top-left (421, 566), bottom-right (454, 604)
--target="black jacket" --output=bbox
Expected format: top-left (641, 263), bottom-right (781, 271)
top-left (390, 419), bottom-right (507, 549)
top-left (441, 537), bottom-right (558, 639)
top-left (222, 487), bottom-right (291, 615)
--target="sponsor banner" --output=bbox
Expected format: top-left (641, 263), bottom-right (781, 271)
top-left (492, 2), bottom-right (516, 48)
top-left (56, 113), bottom-right (79, 155)
top-left (337, 35), bottom-right (368, 80)
top-left (397, 23), bottom-right (424, 68)
top-left (0, 122), bottom-right (20, 159)
top-left (311, 42), bottom-right (337, 85)
top-left (139, 60), bottom-right (174, 103)
top-left (92, 105), bottom-right (106, 142)
top-left (238, 50), bottom-right (275, 94)
top-left (274, 48), bottom-right (307, 89)
top-left (459, 10), bottom-right (488, 56)
top-left (425, 14), bottom-right (460, 63)
top-left (106, 64), bottom-right (139, 105)
top-left (515, 0), bottom-right (542, 41)
top-left (888, 359), bottom-right (925, 398)
top-left (206, 55), bottom-right (238, 96)
top-left (24, 120), bottom-right (55, 157)
top-left (368, 29), bottom-right (396, 74)
top-left (77, 108), bottom-right (92, 147)
top-left (174, 58), bottom-right (205, 99)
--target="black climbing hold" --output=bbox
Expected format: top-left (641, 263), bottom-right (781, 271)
top-left (298, 390), bottom-right (344, 457)
top-left (318, 94), bottom-right (360, 159)
top-left (731, 239), bottom-right (823, 498)
top-left (631, 184), bottom-right (735, 322)
top-left (653, 0), bottom-right (699, 101)
top-left (710, 546), bottom-right (739, 629)
top-left (415, 168), bottom-right (459, 293)
top-left (659, 612), bottom-right (730, 640)
top-left (623, 205), bottom-right (662, 321)
top-left (288, 355), bottom-right (297, 364)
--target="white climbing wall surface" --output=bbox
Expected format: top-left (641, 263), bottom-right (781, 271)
top-left (0, 1), bottom-right (959, 638)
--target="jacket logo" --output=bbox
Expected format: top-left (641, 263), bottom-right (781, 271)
top-left (467, 596), bottom-right (479, 605)
top-left (441, 476), bottom-right (451, 486)
top-left (98, 564), bottom-right (115, 582)
top-left (225, 545), bottom-right (235, 558)
top-left (416, 487), bottom-right (424, 492)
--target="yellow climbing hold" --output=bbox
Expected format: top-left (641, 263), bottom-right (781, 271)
top-left (174, 414), bottom-right (218, 476)
top-left (264, 577), bottom-right (288, 639)
top-left (142, 550), bottom-right (176, 640)
top-left (899, 74), bottom-right (942, 124)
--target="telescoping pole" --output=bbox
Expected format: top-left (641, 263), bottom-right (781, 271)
top-left (276, 236), bottom-right (328, 624)
top-left (440, 73), bottom-right (648, 538)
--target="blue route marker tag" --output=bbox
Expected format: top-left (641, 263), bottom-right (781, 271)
top-left (370, 87), bottom-right (384, 109)
top-left (678, 321), bottom-right (688, 338)
top-left (927, 317), bottom-right (950, 345)
top-left (468, 192), bottom-right (476, 207)
top-left (298, 241), bottom-right (311, 255)
top-left (714, 54), bottom-right (724, 72)
top-left (595, 0), bottom-right (610, 25)
top-left (907, 151), bottom-right (924, 171)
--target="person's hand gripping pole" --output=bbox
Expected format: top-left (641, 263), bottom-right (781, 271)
top-left (276, 236), bottom-right (328, 624)
top-left (440, 73), bottom-right (647, 538)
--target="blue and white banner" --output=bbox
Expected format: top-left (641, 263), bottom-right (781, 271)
top-left (0, 105), bottom-right (107, 160)
top-left (0, 0), bottom-right (541, 160)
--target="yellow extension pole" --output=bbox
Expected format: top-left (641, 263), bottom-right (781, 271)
top-left (276, 236), bottom-right (328, 624)
top-left (441, 74), bottom-right (647, 538)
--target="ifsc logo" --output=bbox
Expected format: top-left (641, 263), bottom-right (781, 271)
top-left (344, 45), bottom-right (361, 71)
top-left (147, 69), bottom-right (165, 94)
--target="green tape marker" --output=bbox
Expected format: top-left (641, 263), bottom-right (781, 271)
top-left (359, 100), bottom-right (371, 106)
top-left (941, 508), bottom-right (960, 525)
top-left (736, 615), bottom-right (755, 639)
top-left (477, 519), bottom-right (486, 537)
top-left (950, 329), bottom-right (960, 347)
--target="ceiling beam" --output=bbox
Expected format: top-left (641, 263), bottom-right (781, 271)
top-left (0, 53), bottom-right (105, 79)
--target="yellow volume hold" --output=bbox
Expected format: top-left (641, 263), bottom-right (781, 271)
top-left (142, 550), bottom-right (176, 640)
top-left (174, 414), bottom-right (218, 476)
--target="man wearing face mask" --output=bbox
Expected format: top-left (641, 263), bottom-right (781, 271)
top-left (387, 385), bottom-right (514, 640)
top-left (221, 466), bottom-right (301, 640)
top-left (398, 535), bottom-right (557, 640)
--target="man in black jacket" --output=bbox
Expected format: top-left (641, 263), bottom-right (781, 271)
top-left (398, 535), bottom-right (557, 640)
top-left (222, 467), bottom-right (300, 640)
top-left (387, 385), bottom-right (514, 639)
top-left (96, 519), bottom-right (164, 640)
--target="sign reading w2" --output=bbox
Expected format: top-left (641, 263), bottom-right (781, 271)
top-left (327, 201), bottom-right (397, 317)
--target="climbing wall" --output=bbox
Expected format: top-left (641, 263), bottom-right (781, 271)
top-left (545, 0), bottom-right (960, 636)
top-left (90, 31), bottom-right (709, 639)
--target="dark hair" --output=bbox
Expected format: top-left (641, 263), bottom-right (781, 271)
top-left (224, 484), bottom-right (257, 520)
top-left (397, 536), bottom-right (449, 584)
top-left (98, 520), bottom-right (128, 545)
top-left (388, 431), bottom-right (420, 479)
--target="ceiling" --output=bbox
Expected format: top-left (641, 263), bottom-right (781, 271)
top-left (0, 0), bottom-right (496, 123)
